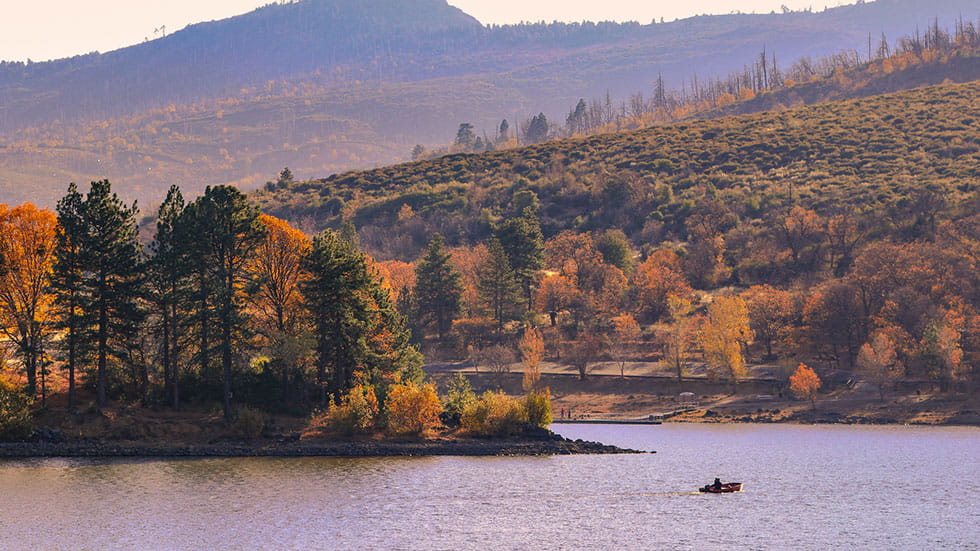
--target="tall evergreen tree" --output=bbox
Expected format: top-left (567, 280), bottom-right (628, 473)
top-left (495, 207), bottom-right (545, 311)
top-left (53, 183), bottom-right (85, 411)
top-left (478, 238), bottom-right (521, 338)
top-left (177, 198), bottom-right (218, 395)
top-left (413, 234), bottom-right (462, 340)
top-left (302, 231), bottom-right (419, 404)
top-left (149, 186), bottom-right (187, 410)
top-left (77, 180), bottom-right (143, 409)
top-left (525, 113), bottom-right (549, 144)
top-left (189, 185), bottom-right (265, 421)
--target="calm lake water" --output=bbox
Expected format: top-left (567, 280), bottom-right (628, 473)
top-left (1, 424), bottom-right (978, 550)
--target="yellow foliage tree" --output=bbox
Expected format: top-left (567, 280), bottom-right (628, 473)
top-left (305, 384), bottom-right (379, 438)
top-left (700, 296), bottom-right (754, 389)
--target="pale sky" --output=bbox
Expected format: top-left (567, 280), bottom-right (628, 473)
top-left (0, 0), bottom-right (856, 63)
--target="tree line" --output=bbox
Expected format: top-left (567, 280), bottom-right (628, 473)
top-left (0, 180), bottom-right (419, 422)
top-left (379, 193), bottom-right (979, 397)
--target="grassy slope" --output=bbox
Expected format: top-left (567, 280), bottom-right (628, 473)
top-left (254, 79), bottom-right (980, 259)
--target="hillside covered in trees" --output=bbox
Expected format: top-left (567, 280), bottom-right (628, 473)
top-left (248, 76), bottom-right (980, 399)
top-left (0, 0), bottom-right (975, 207)
top-left (256, 79), bottom-right (980, 257)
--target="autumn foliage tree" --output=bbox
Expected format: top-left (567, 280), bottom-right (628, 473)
top-left (608, 313), bottom-right (640, 378)
top-left (0, 203), bottom-right (58, 400)
top-left (661, 295), bottom-right (699, 382)
top-left (250, 214), bottom-right (312, 400)
top-left (631, 249), bottom-right (692, 322)
top-left (789, 363), bottom-right (821, 409)
top-left (857, 331), bottom-right (902, 401)
top-left (921, 311), bottom-right (966, 391)
top-left (519, 326), bottom-right (545, 391)
top-left (700, 296), bottom-right (754, 390)
top-left (742, 284), bottom-right (793, 360)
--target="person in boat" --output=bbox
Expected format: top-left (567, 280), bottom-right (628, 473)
top-left (711, 478), bottom-right (722, 491)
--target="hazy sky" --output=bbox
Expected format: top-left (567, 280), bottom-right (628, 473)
top-left (0, 0), bottom-right (857, 62)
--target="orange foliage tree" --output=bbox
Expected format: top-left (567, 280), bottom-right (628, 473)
top-left (789, 363), bottom-right (821, 409)
top-left (608, 313), bottom-right (641, 378)
top-left (251, 214), bottom-right (313, 384)
top-left (631, 249), bottom-right (693, 322)
top-left (519, 326), bottom-right (545, 392)
top-left (742, 284), bottom-right (793, 360)
top-left (857, 331), bottom-right (901, 401)
top-left (921, 310), bottom-right (966, 391)
top-left (449, 244), bottom-right (488, 316)
top-left (534, 273), bottom-right (581, 326)
top-left (777, 206), bottom-right (824, 272)
top-left (373, 260), bottom-right (416, 305)
top-left (0, 203), bottom-right (58, 397)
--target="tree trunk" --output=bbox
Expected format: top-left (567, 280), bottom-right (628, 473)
top-left (67, 320), bottom-right (76, 412)
top-left (24, 352), bottom-right (37, 398)
top-left (97, 285), bottom-right (109, 409)
top-left (162, 310), bottom-right (172, 407)
top-left (222, 275), bottom-right (234, 423)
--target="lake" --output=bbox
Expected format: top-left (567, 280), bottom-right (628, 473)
top-left (1, 424), bottom-right (977, 550)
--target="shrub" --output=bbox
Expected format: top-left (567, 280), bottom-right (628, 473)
top-left (524, 390), bottom-right (553, 427)
top-left (442, 373), bottom-right (476, 426)
top-left (230, 406), bottom-right (268, 440)
top-left (0, 380), bottom-right (32, 442)
top-left (461, 391), bottom-right (527, 437)
top-left (304, 385), bottom-right (379, 438)
top-left (385, 382), bottom-right (443, 436)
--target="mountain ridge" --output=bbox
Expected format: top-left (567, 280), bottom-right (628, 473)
top-left (0, 0), bottom-right (977, 207)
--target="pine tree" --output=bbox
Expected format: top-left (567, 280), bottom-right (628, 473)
top-left (478, 238), bottom-right (521, 338)
top-left (53, 183), bottom-right (85, 411)
top-left (525, 113), bottom-right (549, 144)
top-left (302, 231), bottom-right (419, 404)
top-left (413, 234), bottom-right (462, 340)
top-left (149, 185), bottom-right (187, 410)
top-left (176, 197), bottom-right (218, 395)
top-left (76, 180), bottom-right (143, 409)
top-left (188, 185), bottom-right (265, 421)
top-left (495, 208), bottom-right (544, 311)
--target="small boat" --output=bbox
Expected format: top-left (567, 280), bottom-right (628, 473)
top-left (699, 482), bottom-right (743, 493)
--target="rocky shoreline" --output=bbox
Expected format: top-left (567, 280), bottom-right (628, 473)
top-left (0, 432), bottom-right (646, 459)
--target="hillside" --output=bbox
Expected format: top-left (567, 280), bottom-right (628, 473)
top-left (1, 0), bottom-right (976, 207)
top-left (253, 79), bottom-right (980, 260)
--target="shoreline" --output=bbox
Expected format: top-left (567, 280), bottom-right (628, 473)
top-left (0, 434), bottom-right (647, 459)
top-left (555, 409), bottom-right (980, 427)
